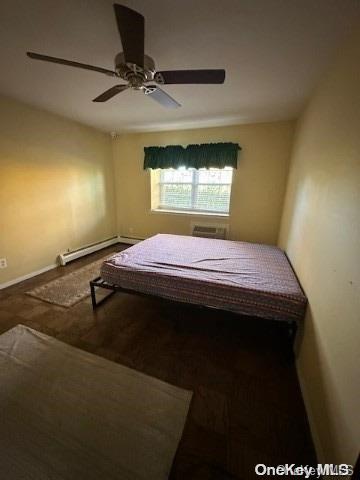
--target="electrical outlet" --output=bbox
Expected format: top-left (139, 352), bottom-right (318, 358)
top-left (0, 258), bottom-right (7, 269)
top-left (129, 227), bottom-right (134, 234)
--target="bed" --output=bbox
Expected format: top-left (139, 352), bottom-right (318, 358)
top-left (92, 234), bottom-right (306, 340)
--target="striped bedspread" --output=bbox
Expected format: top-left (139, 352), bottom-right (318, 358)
top-left (101, 234), bottom-right (307, 322)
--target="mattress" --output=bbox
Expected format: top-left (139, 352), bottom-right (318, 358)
top-left (0, 325), bottom-right (192, 480)
top-left (101, 234), bottom-right (307, 322)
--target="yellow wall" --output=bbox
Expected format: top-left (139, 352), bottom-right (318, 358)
top-left (0, 96), bottom-right (116, 285)
top-left (112, 121), bottom-right (294, 244)
top-left (278, 24), bottom-right (360, 466)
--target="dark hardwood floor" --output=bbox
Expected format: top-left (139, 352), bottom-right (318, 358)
top-left (0, 244), bottom-right (316, 479)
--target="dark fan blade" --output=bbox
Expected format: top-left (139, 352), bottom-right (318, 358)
top-left (144, 86), bottom-right (181, 109)
top-left (113, 4), bottom-right (144, 67)
top-left (155, 69), bottom-right (225, 84)
top-left (27, 52), bottom-right (116, 76)
top-left (93, 85), bottom-right (128, 102)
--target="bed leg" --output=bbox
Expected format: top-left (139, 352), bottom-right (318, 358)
top-left (288, 320), bottom-right (298, 346)
top-left (288, 321), bottom-right (297, 347)
top-left (90, 278), bottom-right (116, 310)
top-left (90, 281), bottom-right (97, 310)
top-left (285, 320), bottom-right (297, 363)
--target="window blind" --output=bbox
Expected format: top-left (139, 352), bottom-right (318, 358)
top-left (156, 167), bottom-right (233, 214)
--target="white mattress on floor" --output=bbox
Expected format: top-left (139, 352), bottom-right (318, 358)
top-left (0, 325), bottom-right (192, 480)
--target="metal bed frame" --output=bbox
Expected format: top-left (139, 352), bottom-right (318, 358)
top-left (89, 276), bottom-right (299, 351)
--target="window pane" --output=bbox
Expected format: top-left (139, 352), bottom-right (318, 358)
top-left (195, 184), bottom-right (231, 212)
top-left (160, 183), bottom-right (192, 209)
top-left (160, 168), bottom-right (193, 183)
top-left (198, 167), bottom-right (233, 184)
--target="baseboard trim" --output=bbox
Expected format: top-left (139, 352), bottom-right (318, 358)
top-left (0, 237), bottom-right (126, 290)
top-left (0, 263), bottom-right (58, 290)
top-left (296, 360), bottom-right (325, 465)
top-left (118, 236), bottom-right (145, 245)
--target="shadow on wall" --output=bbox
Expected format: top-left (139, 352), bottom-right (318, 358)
top-left (294, 306), bottom-right (355, 465)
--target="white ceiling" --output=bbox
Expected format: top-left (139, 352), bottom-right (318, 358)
top-left (0, 0), bottom-right (358, 133)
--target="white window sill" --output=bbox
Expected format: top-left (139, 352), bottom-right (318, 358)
top-left (150, 208), bottom-right (229, 218)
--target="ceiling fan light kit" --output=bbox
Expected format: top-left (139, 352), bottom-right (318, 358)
top-left (26, 3), bottom-right (225, 109)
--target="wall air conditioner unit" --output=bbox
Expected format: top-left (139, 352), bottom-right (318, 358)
top-left (191, 223), bottom-right (228, 240)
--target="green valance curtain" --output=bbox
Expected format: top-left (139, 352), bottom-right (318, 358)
top-left (143, 142), bottom-right (241, 170)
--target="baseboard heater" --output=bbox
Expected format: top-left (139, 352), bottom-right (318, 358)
top-left (118, 236), bottom-right (144, 245)
top-left (58, 236), bottom-right (119, 266)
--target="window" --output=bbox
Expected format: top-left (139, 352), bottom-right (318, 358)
top-left (151, 167), bottom-right (233, 215)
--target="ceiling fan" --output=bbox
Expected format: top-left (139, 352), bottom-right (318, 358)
top-left (26, 4), bottom-right (225, 108)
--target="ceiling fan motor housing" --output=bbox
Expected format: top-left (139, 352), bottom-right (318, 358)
top-left (115, 52), bottom-right (155, 88)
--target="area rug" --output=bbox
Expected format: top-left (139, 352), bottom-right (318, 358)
top-left (0, 325), bottom-right (192, 480)
top-left (26, 255), bottom-right (110, 307)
